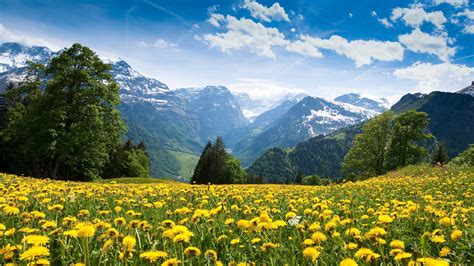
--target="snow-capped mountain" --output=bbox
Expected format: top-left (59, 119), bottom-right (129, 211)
top-left (0, 42), bottom-right (56, 89)
top-left (458, 81), bottom-right (474, 97)
top-left (231, 91), bottom-right (309, 121)
top-left (229, 96), bottom-right (377, 166)
top-left (334, 93), bottom-right (389, 113)
top-left (231, 92), bottom-right (265, 120)
top-left (175, 86), bottom-right (249, 139)
top-left (109, 60), bottom-right (193, 116)
top-left (0, 42), bottom-right (54, 72)
top-left (273, 96), bottom-right (375, 139)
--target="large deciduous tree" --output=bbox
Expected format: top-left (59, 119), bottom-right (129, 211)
top-left (343, 110), bottom-right (431, 180)
top-left (386, 110), bottom-right (432, 169)
top-left (1, 44), bottom-right (125, 180)
top-left (342, 112), bottom-right (394, 179)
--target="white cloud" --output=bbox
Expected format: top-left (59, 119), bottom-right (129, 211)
top-left (208, 13), bottom-right (225, 27)
top-left (379, 18), bottom-right (394, 28)
top-left (463, 24), bottom-right (474, 33)
top-left (242, 0), bottom-right (290, 22)
top-left (136, 41), bottom-right (149, 48)
top-left (456, 9), bottom-right (474, 20)
top-left (288, 35), bottom-right (404, 67)
top-left (433, 0), bottom-right (469, 7)
top-left (207, 4), bottom-right (219, 13)
top-left (135, 39), bottom-right (179, 50)
top-left (371, 11), bottom-right (394, 28)
top-left (201, 15), bottom-right (289, 59)
top-left (0, 23), bottom-right (63, 50)
top-left (391, 6), bottom-right (447, 29)
top-left (393, 62), bottom-right (474, 92)
top-left (153, 39), bottom-right (178, 49)
top-left (286, 39), bottom-right (323, 58)
top-left (398, 28), bottom-right (455, 62)
top-left (228, 78), bottom-right (307, 103)
top-left (452, 9), bottom-right (474, 34)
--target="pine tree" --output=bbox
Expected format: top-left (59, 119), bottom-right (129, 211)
top-left (191, 141), bottom-right (212, 184)
top-left (191, 137), bottom-right (246, 184)
top-left (432, 142), bottom-right (448, 165)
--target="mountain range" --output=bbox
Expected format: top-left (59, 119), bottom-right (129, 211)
top-left (248, 89), bottom-right (474, 182)
top-left (4, 42), bottom-right (470, 181)
top-left (225, 95), bottom-right (383, 166)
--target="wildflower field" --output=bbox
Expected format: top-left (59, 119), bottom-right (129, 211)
top-left (0, 166), bottom-right (473, 265)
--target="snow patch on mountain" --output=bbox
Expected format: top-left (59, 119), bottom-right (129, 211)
top-left (458, 81), bottom-right (474, 97)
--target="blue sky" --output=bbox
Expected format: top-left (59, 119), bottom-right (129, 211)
top-left (0, 0), bottom-right (473, 102)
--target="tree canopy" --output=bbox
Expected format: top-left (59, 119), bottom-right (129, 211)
top-left (343, 110), bottom-right (432, 180)
top-left (450, 144), bottom-right (474, 167)
top-left (0, 44), bottom-right (149, 181)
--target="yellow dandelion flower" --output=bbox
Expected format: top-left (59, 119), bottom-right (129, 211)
top-left (394, 252), bottom-right (412, 261)
top-left (390, 240), bottom-right (405, 249)
top-left (22, 235), bottom-right (49, 246)
top-left (64, 230), bottom-right (78, 238)
top-left (251, 238), bottom-right (261, 244)
top-left (303, 247), bottom-right (320, 263)
top-left (5, 228), bottom-right (15, 237)
top-left (217, 235), bottom-right (228, 243)
top-left (114, 217), bottom-right (127, 226)
top-left (439, 247), bottom-right (451, 257)
top-left (230, 238), bottom-right (240, 245)
top-left (33, 258), bottom-right (50, 265)
top-left (19, 246), bottom-right (50, 261)
top-left (439, 217), bottom-right (453, 227)
top-left (430, 235), bottom-right (446, 244)
top-left (389, 249), bottom-right (404, 256)
top-left (354, 248), bottom-right (381, 263)
top-left (3, 206), bottom-right (20, 215)
top-left (416, 258), bottom-right (449, 266)
top-left (172, 232), bottom-right (192, 243)
top-left (204, 250), bottom-right (218, 261)
top-left (101, 239), bottom-right (114, 252)
top-left (260, 242), bottom-right (278, 252)
top-left (378, 215), bottom-right (393, 223)
top-left (122, 236), bottom-right (136, 252)
top-left (345, 227), bottom-right (361, 236)
top-left (161, 258), bottom-right (181, 266)
top-left (311, 231), bottom-right (327, 244)
top-left (140, 250), bottom-right (168, 262)
top-left (184, 246), bottom-right (201, 256)
top-left (345, 243), bottom-right (358, 250)
top-left (340, 258), bottom-right (358, 266)
top-left (450, 230), bottom-right (462, 241)
top-left (77, 225), bottom-right (95, 238)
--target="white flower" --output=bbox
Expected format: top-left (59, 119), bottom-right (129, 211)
top-left (288, 216), bottom-right (302, 226)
